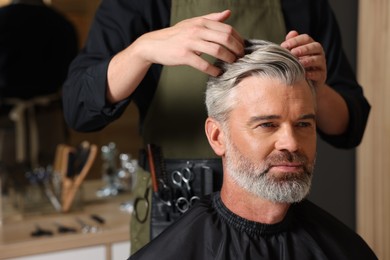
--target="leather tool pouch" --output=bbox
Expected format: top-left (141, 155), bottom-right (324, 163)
top-left (139, 146), bottom-right (223, 239)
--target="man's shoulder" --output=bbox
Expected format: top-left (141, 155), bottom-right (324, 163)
top-left (293, 200), bottom-right (377, 259)
top-left (293, 200), bottom-right (356, 234)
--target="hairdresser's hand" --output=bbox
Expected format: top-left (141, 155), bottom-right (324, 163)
top-left (135, 10), bottom-right (244, 77)
top-left (281, 30), bottom-right (327, 88)
top-left (107, 10), bottom-right (243, 103)
top-left (281, 31), bottom-right (349, 135)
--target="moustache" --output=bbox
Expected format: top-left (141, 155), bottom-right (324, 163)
top-left (263, 151), bottom-right (311, 173)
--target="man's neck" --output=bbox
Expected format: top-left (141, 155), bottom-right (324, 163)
top-left (220, 176), bottom-right (290, 224)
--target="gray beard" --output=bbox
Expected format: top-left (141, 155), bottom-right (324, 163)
top-left (225, 140), bottom-right (314, 204)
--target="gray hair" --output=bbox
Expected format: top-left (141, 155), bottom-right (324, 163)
top-left (205, 39), bottom-right (315, 123)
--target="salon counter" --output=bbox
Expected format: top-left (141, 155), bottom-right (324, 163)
top-left (0, 180), bottom-right (132, 260)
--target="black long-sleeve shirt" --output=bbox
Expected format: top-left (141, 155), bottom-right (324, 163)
top-left (63, 0), bottom-right (370, 149)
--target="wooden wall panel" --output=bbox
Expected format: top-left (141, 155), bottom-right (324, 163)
top-left (357, 0), bottom-right (390, 259)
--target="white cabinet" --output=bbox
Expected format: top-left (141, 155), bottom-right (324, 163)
top-left (9, 246), bottom-right (106, 260)
top-left (0, 180), bottom-right (132, 260)
top-left (112, 241), bottom-right (131, 260)
top-left (8, 242), bottom-right (131, 260)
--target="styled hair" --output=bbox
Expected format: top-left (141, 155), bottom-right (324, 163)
top-left (205, 39), bottom-right (315, 123)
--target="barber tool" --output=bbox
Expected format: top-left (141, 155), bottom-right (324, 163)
top-left (62, 141), bottom-right (98, 212)
top-left (147, 144), bottom-right (173, 208)
top-left (31, 224), bottom-right (53, 237)
top-left (152, 145), bottom-right (169, 187)
top-left (90, 214), bottom-right (105, 225)
top-left (171, 167), bottom-right (194, 193)
top-left (52, 144), bottom-right (67, 196)
top-left (120, 199), bottom-right (134, 214)
top-left (134, 186), bottom-right (151, 223)
top-left (53, 222), bottom-right (77, 234)
top-left (170, 162), bottom-right (195, 196)
top-left (201, 166), bottom-right (214, 196)
top-left (75, 217), bottom-right (100, 234)
top-left (116, 153), bottom-right (138, 192)
top-left (25, 144), bottom-right (71, 212)
top-left (25, 166), bottom-right (62, 212)
top-left (170, 163), bottom-right (200, 213)
top-left (175, 196), bottom-right (200, 214)
top-left (101, 142), bottom-right (118, 178)
top-left (42, 176), bottom-right (62, 212)
top-left (96, 142), bottom-right (121, 197)
top-left (146, 144), bottom-right (159, 193)
top-left (157, 179), bottom-right (173, 207)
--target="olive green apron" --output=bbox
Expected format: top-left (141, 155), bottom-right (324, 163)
top-left (131, 0), bottom-right (286, 254)
top-left (142, 0), bottom-right (286, 160)
top-left (129, 168), bottom-right (151, 254)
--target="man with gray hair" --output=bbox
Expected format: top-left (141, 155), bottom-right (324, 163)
top-left (129, 40), bottom-right (376, 260)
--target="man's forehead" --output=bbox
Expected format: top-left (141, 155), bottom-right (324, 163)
top-left (231, 76), bottom-right (316, 114)
top-left (234, 75), bottom-right (313, 99)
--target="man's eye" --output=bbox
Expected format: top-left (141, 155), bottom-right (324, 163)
top-left (260, 122), bottom-right (277, 128)
top-left (296, 122), bottom-right (312, 127)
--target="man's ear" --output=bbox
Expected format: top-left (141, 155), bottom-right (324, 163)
top-left (205, 117), bottom-right (225, 156)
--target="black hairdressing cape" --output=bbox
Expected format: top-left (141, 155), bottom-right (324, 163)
top-left (129, 193), bottom-right (377, 260)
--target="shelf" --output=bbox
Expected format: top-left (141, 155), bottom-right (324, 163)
top-left (0, 180), bottom-right (133, 259)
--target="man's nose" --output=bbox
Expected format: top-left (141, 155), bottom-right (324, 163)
top-left (274, 126), bottom-right (299, 152)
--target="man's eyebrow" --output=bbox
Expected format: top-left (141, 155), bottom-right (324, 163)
top-left (299, 114), bottom-right (316, 121)
top-left (246, 114), bottom-right (316, 126)
top-left (247, 115), bottom-right (281, 126)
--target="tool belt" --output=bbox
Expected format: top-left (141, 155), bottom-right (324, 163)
top-left (138, 145), bottom-right (223, 239)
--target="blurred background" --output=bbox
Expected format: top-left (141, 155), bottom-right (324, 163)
top-left (0, 0), bottom-right (388, 259)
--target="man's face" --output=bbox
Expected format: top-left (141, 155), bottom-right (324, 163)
top-left (223, 75), bottom-right (317, 203)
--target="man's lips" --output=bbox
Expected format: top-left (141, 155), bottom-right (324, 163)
top-left (269, 163), bottom-right (304, 172)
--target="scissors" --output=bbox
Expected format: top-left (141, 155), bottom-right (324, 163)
top-left (171, 167), bottom-right (194, 192)
top-left (171, 165), bottom-right (200, 213)
top-left (133, 186), bottom-right (151, 223)
top-left (175, 196), bottom-right (200, 213)
top-left (157, 178), bottom-right (173, 207)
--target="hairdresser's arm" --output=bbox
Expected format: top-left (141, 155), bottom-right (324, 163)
top-left (106, 10), bottom-right (244, 103)
top-left (281, 31), bottom-right (349, 136)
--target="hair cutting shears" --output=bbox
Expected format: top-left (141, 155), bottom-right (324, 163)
top-left (175, 196), bottom-right (200, 213)
top-left (171, 167), bottom-right (194, 192)
top-left (171, 165), bottom-right (199, 213)
top-left (134, 186), bottom-right (151, 223)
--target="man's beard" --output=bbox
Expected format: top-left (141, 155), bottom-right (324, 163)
top-left (225, 139), bottom-right (315, 204)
